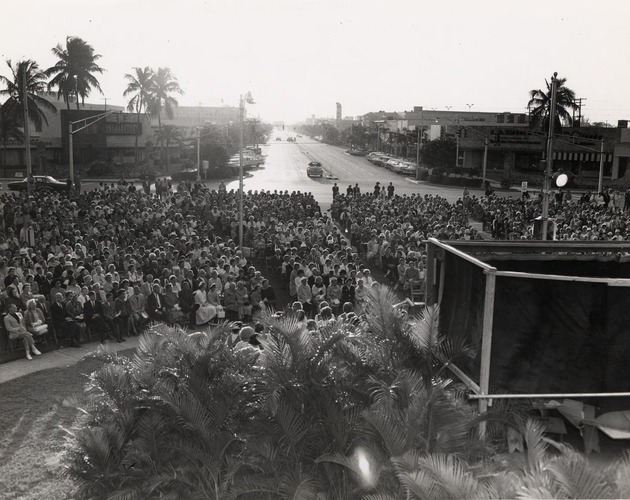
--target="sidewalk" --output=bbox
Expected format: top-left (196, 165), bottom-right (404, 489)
top-left (0, 336), bottom-right (141, 385)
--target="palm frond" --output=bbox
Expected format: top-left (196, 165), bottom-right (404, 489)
top-left (522, 418), bottom-right (549, 474)
top-left (545, 451), bottom-right (614, 499)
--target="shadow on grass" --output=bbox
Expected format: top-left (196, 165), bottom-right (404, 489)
top-left (0, 348), bottom-right (136, 500)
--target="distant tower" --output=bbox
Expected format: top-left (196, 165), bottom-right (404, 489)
top-left (336, 102), bottom-right (342, 128)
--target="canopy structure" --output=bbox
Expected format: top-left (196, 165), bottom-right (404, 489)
top-left (425, 239), bottom-right (630, 438)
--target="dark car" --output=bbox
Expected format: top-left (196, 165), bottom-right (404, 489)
top-left (7, 175), bottom-right (69, 193)
top-left (307, 161), bottom-right (324, 178)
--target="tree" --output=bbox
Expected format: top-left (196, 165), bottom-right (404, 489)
top-left (47, 37), bottom-right (104, 110)
top-left (0, 107), bottom-right (24, 167)
top-left (528, 75), bottom-right (577, 131)
top-left (153, 125), bottom-right (184, 172)
top-left (0, 59), bottom-right (57, 132)
top-left (148, 67), bottom-right (183, 166)
top-left (421, 137), bottom-right (457, 170)
top-left (123, 66), bottom-right (155, 166)
top-left (147, 67), bottom-right (183, 129)
top-left (46, 36), bottom-right (104, 110)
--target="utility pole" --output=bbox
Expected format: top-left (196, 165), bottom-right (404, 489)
top-left (574, 97), bottom-right (586, 128)
top-left (541, 72), bottom-right (558, 241)
top-left (22, 65), bottom-right (33, 195)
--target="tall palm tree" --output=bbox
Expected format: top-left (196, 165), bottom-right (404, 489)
top-left (123, 66), bottom-right (155, 166)
top-left (0, 107), bottom-right (24, 167)
top-left (148, 67), bottom-right (183, 129)
top-left (153, 125), bottom-right (184, 172)
top-left (148, 67), bottom-right (183, 166)
top-left (46, 36), bottom-right (104, 110)
top-left (0, 59), bottom-right (57, 132)
top-left (528, 75), bottom-right (577, 131)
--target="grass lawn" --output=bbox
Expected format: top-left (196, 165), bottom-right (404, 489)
top-left (0, 349), bottom-right (135, 500)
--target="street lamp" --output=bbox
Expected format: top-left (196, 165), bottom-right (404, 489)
top-left (239, 91), bottom-right (254, 250)
top-left (466, 103), bottom-right (474, 110)
top-left (69, 110), bottom-right (118, 189)
top-left (541, 72), bottom-right (558, 241)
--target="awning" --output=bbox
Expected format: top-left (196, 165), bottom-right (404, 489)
top-left (552, 152), bottom-right (613, 162)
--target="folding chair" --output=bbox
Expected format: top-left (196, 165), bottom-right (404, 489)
top-left (409, 279), bottom-right (426, 307)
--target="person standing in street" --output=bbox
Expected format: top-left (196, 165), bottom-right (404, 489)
top-left (332, 183), bottom-right (339, 200)
top-left (387, 182), bottom-right (395, 198)
top-left (374, 182), bottom-right (381, 197)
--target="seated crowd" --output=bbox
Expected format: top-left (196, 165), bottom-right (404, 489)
top-left (471, 188), bottom-right (630, 241)
top-left (1, 182), bottom-right (329, 360)
top-left (330, 191), bottom-right (480, 289)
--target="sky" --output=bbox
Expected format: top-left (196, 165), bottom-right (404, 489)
top-left (2, 0), bottom-right (629, 125)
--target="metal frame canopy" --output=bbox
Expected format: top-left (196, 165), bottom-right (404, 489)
top-left (425, 238), bottom-right (630, 436)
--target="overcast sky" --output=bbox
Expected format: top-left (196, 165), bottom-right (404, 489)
top-left (2, 0), bottom-right (629, 125)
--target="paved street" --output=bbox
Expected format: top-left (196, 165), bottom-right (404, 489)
top-left (224, 131), bottom-right (491, 212)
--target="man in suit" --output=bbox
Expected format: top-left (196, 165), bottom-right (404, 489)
top-left (146, 283), bottom-right (166, 322)
top-left (84, 291), bottom-right (117, 343)
top-left (50, 292), bottom-right (81, 347)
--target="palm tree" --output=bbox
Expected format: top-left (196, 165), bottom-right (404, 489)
top-left (0, 59), bottom-right (57, 132)
top-left (148, 67), bottom-right (183, 129)
top-left (528, 75), bottom-right (577, 131)
top-left (148, 67), bottom-right (183, 166)
top-left (46, 36), bottom-right (104, 110)
top-left (0, 107), bottom-right (24, 167)
top-left (123, 66), bottom-right (155, 166)
top-left (153, 125), bottom-right (184, 172)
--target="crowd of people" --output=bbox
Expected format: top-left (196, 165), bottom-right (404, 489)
top-left (473, 187), bottom-right (630, 241)
top-left (5, 173), bottom-right (630, 363)
top-left (1, 181), bottom-right (322, 359)
top-left (330, 187), bottom-right (480, 287)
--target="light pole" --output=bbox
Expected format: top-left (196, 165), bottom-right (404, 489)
top-left (69, 110), bottom-right (118, 188)
top-left (541, 72), bottom-right (558, 241)
top-left (239, 91), bottom-right (254, 250)
top-left (22, 66), bottom-right (33, 195)
top-left (466, 103), bottom-right (474, 111)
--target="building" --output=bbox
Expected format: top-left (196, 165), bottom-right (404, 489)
top-left (362, 105), bottom-right (630, 184)
top-left (150, 105), bottom-right (240, 129)
top-left (60, 109), bottom-right (153, 167)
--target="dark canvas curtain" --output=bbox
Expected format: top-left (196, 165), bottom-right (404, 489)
top-left (438, 252), bottom-right (486, 377)
top-left (488, 278), bottom-right (607, 394)
top-left (602, 285), bottom-right (630, 411)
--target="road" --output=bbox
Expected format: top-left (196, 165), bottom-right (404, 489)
top-left (225, 130), bottom-right (488, 212)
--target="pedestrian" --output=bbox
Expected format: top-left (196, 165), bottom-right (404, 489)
top-left (332, 182), bottom-right (339, 200)
top-left (387, 182), bottom-right (395, 198)
top-left (374, 182), bottom-right (381, 197)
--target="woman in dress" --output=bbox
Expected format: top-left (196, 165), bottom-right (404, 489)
top-left (354, 278), bottom-right (369, 314)
top-left (24, 298), bottom-right (49, 338)
top-left (206, 282), bottom-right (224, 319)
top-left (235, 280), bottom-right (252, 321)
top-left (194, 281), bottom-right (216, 326)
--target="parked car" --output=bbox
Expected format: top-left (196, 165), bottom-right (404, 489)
top-left (307, 161), bottom-right (324, 178)
top-left (400, 161), bottom-right (419, 175)
top-left (7, 175), bottom-right (69, 193)
top-left (385, 158), bottom-right (402, 170)
top-left (391, 161), bottom-right (409, 174)
top-left (373, 155), bottom-right (392, 167)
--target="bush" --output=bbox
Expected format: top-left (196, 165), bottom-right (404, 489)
top-left (63, 292), bottom-right (521, 499)
top-left (418, 168), bottom-right (429, 181)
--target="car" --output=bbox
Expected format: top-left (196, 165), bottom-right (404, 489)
top-left (307, 161), bottom-right (324, 178)
top-left (7, 175), bottom-right (69, 193)
top-left (373, 155), bottom-right (392, 167)
top-left (400, 162), bottom-right (419, 175)
top-left (385, 158), bottom-right (402, 170)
